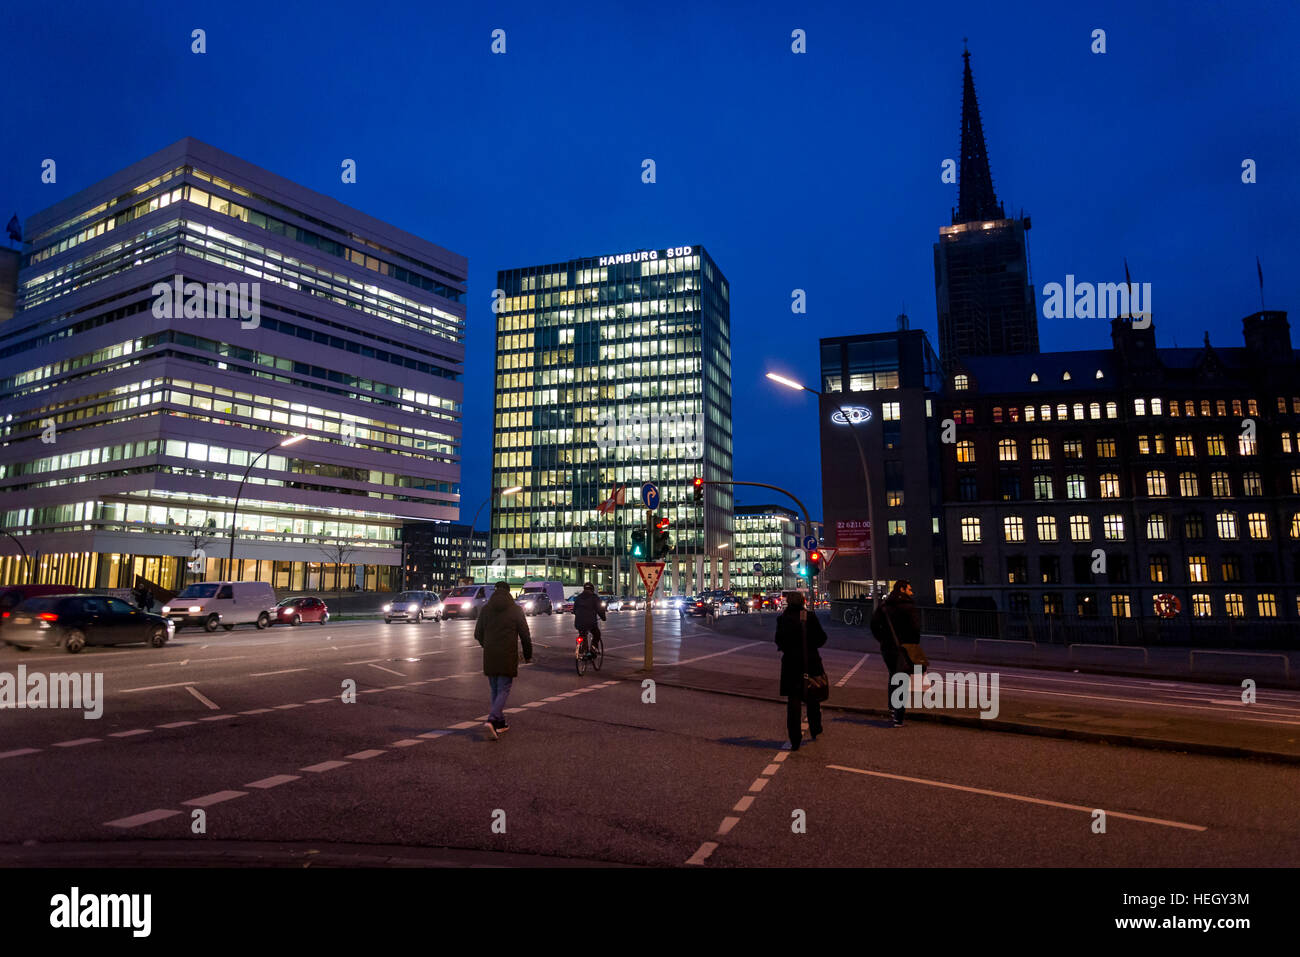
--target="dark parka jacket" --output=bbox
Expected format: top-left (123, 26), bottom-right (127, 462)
top-left (774, 606), bottom-right (827, 697)
top-left (870, 593), bottom-right (920, 670)
top-left (572, 590), bottom-right (606, 632)
top-left (474, 588), bottom-right (533, 677)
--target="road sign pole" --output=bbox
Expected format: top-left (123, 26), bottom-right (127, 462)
top-left (644, 509), bottom-right (654, 671)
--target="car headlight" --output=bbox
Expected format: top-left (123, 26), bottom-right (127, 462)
top-left (382, 603), bottom-right (391, 612)
top-left (189, 606), bottom-right (201, 613)
top-left (408, 603), bottom-right (418, 611)
top-left (161, 605), bottom-right (171, 614)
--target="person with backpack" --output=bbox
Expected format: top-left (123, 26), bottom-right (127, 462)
top-left (774, 591), bottom-right (828, 751)
top-left (474, 582), bottom-right (533, 740)
top-left (870, 579), bottom-right (922, 726)
top-left (572, 582), bottom-right (606, 655)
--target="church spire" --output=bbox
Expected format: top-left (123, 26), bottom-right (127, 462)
top-left (955, 44), bottom-right (1005, 224)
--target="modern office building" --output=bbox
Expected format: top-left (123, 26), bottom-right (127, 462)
top-left (0, 138), bottom-right (466, 592)
top-left (939, 313), bottom-right (1299, 634)
top-left (489, 244), bottom-right (733, 594)
top-left (934, 48), bottom-right (1037, 368)
top-left (401, 521), bottom-right (488, 592)
top-left (0, 248), bottom-right (18, 322)
top-left (729, 504), bottom-right (804, 595)
top-left (817, 320), bottom-right (947, 604)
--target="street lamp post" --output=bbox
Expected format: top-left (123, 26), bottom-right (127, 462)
top-left (1, 531), bottom-right (33, 583)
top-left (766, 372), bottom-right (879, 611)
top-left (465, 486), bottom-right (522, 582)
top-left (227, 434), bottom-right (306, 577)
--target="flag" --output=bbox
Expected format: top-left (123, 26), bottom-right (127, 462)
top-left (5, 214), bottom-right (19, 243)
top-left (597, 483), bottom-right (625, 516)
top-left (1123, 258), bottom-right (1133, 320)
top-left (1257, 255), bottom-right (1264, 291)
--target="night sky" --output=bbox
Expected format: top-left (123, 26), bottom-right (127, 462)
top-left (4, 0), bottom-right (1297, 521)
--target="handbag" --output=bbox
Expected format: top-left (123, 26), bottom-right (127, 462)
top-left (884, 609), bottom-right (929, 671)
top-left (800, 609), bottom-right (830, 702)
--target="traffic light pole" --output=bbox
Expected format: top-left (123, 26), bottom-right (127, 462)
top-left (643, 508), bottom-right (654, 672)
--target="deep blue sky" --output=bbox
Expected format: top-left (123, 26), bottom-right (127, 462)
top-left (4, 1), bottom-right (1297, 520)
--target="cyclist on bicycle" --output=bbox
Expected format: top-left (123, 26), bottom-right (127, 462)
top-left (573, 582), bottom-right (606, 654)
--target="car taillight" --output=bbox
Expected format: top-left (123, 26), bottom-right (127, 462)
top-left (38, 612), bottom-right (58, 621)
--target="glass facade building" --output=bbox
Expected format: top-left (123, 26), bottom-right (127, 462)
top-left (728, 505), bottom-right (821, 595)
top-left (0, 138), bottom-right (466, 592)
top-left (489, 245), bottom-right (733, 593)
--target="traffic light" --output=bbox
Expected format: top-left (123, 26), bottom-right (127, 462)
top-left (693, 477), bottom-right (704, 502)
top-left (807, 550), bottom-right (822, 576)
top-left (653, 518), bottom-right (672, 559)
top-left (630, 528), bottom-right (646, 559)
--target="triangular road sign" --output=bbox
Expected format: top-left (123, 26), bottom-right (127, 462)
top-left (820, 547), bottom-right (838, 568)
top-left (635, 561), bottom-right (666, 596)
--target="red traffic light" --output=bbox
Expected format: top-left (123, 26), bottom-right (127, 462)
top-left (808, 551), bottom-right (821, 563)
top-left (656, 518), bottom-right (671, 530)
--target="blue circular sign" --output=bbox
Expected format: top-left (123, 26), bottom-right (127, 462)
top-left (641, 482), bottom-right (659, 510)
top-left (752, 562), bottom-right (763, 573)
top-left (803, 535), bottom-right (818, 551)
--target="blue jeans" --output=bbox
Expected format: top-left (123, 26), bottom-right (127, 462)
top-left (487, 676), bottom-right (514, 723)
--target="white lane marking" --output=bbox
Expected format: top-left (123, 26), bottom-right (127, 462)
top-left (250, 668), bottom-right (308, 677)
top-left (522, 701), bottom-right (545, 708)
top-left (186, 686), bottom-right (220, 710)
top-left (200, 715), bottom-right (237, 722)
top-left (0, 748), bottom-right (41, 759)
top-left (157, 721), bottom-right (197, 729)
top-left (273, 703), bottom-right (303, 710)
top-left (240, 708), bottom-right (273, 715)
top-left (367, 663), bottom-right (406, 677)
top-left (360, 689), bottom-right (384, 694)
top-left (748, 778), bottom-right (769, 793)
top-left (504, 707), bottom-right (525, 713)
top-left (389, 739), bottom-right (423, 747)
top-left (105, 809), bottom-right (182, 829)
top-left (108, 729), bottom-right (151, 738)
top-left (717, 816), bottom-right (741, 835)
top-left (762, 764), bottom-right (781, 776)
top-left (301, 760), bottom-right (349, 773)
top-left (148, 655), bottom-right (246, 667)
top-left (53, 738), bottom-right (100, 747)
top-left (543, 696), bottom-right (565, 702)
top-left (346, 749), bottom-right (386, 760)
top-left (307, 698), bottom-right (334, 704)
top-left (122, 681), bottom-right (202, 693)
top-left (245, 774), bottom-right (300, 789)
top-left (733, 796), bottom-right (755, 812)
top-left (826, 765), bottom-right (1207, 831)
top-left (183, 790), bottom-right (247, 807)
top-left (773, 752), bottom-right (789, 763)
top-left (673, 641), bottom-right (765, 667)
top-left (419, 730), bottom-right (450, 739)
top-left (450, 721), bottom-right (479, 729)
top-left (835, 653), bottom-right (871, 688)
top-left (686, 842), bottom-right (719, 866)
top-left (997, 685), bottom-right (1300, 725)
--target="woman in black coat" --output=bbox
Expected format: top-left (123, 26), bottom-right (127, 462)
top-left (774, 592), bottom-right (827, 751)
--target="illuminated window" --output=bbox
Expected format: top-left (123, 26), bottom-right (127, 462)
top-left (1134, 398), bottom-right (1146, 416)
top-left (960, 516), bottom-right (981, 543)
top-left (998, 439), bottom-right (1018, 462)
top-left (1206, 435), bottom-right (1227, 456)
top-left (1247, 513), bottom-right (1269, 539)
top-left (1292, 469), bottom-right (1300, 494)
top-left (1146, 513), bottom-right (1167, 540)
top-left (1031, 437), bottom-right (1051, 460)
top-left (1224, 594), bottom-right (1245, 617)
top-left (1039, 404), bottom-right (1051, 421)
top-left (1174, 434), bottom-right (1196, 457)
top-left (1029, 373), bottom-right (1039, 383)
top-left (953, 374), bottom-right (969, 391)
top-left (1146, 471), bottom-right (1167, 496)
top-left (1111, 594), bottom-right (1131, 618)
top-left (1103, 514), bottom-right (1125, 540)
top-left (1209, 472), bottom-right (1231, 497)
top-left (1178, 472), bottom-right (1199, 497)
top-left (1191, 594), bottom-right (1213, 617)
top-left (1222, 556), bottom-right (1241, 581)
top-left (1150, 398), bottom-right (1163, 415)
top-left (1284, 432), bottom-right (1294, 454)
top-left (1200, 399), bottom-right (1211, 416)
top-left (1096, 437), bottom-right (1117, 458)
top-left (1024, 406), bottom-right (1036, 422)
top-left (1066, 474), bottom-right (1088, 499)
top-left (1099, 473), bottom-right (1120, 497)
top-left (956, 440), bottom-right (975, 463)
top-left (1291, 512), bottom-right (1300, 539)
top-left (1063, 372), bottom-right (1073, 382)
top-left (1033, 474), bottom-right (1054, 500)
top-left (1149, 555), bottom-right (1170, 582)
top-left (1248, 399), bottom-right (1258, 416)
top-left (1184, 400), bottom-right (1195, 416)
top-left (1232, 399), bottom-right (1243, 416)
top-left (1069, 515), bottom-right (1091, 541)
top-left (1216, 400), bottom-right (1227, 416)
top-left (1063, 439), bottom-right (1084, 459)
top-left (882, 402), bottom-right (901, 421)
top-left (1216, 511), bottom-right (1238, 539)
top-left (1187, 555), bottom-right (1209, 582)
top-left (1256, 594), bottom-right (1277, 618)
top-left (1089, 402), bottom-right (1101, 419)
top-left (992, 407), bottom-right (1003, 423)
top-left (1239, 434), bottom-right (1257, 456)
top-left (1057, 403), bottom-right (1068, 420)
top-left (1036, 516), bottom-right (1058, 542)
top-left (1106, 402), bottom-right (1118, 419)
top-left (1095, 370), bottom-right (1105, 380)
top-left (1003, 516), bottom-right (1025, 542)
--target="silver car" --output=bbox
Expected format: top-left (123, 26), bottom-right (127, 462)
top-left (382, 590), bottom-right (443, 623)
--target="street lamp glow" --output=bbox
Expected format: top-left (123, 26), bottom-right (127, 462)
top-left (279, 434), bottom-right (307, 447)
top-left (718, 542), bottom-right (730, 549)
top-left (502, 485), bottom-right (523, 495)
top-left (765, 372), bottom-right (806, 392)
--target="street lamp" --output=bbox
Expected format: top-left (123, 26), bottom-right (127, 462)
top-left (1, 531), bottom-right (33, 583)
top-left (228, 434), bottom-right (306, 574)
top-left (766, 371), bottom-right (879, 610)
top-left (465, 486), bottom-right (522, 581)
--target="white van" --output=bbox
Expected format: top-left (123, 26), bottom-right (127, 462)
top-left (161, 581), bottom-right (278, 632)
top-left (518, 581), bottom-right (565, 614)
top-left (441, 583), bottom-right (491, 619)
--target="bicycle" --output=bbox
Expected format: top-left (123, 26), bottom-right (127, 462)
top-left (575, 629), bottom-right (604, 675)
top-left (842, 606), bottom-right (863, 627)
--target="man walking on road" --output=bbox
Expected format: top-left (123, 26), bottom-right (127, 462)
top-left (475, 581), bottom-right (532, 740)
top-left (870, 579), bottom-right (920, 727)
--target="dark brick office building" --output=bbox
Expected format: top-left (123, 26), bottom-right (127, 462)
top-left (939, 313), bottom-right (1300, 634)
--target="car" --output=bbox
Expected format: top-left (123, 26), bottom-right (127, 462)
top-left (3, 594), bottom-right (173, 653)
top-left (0, 585), bottom-right (78, 631)
top-left (560, 593), bottom-right (580, 613)
top-left (516, 591), bottom-right (552, 616)
top-left (599, 594), bottom-right (615, 612)
top-left (382, 590), bottom-right (443, 623)
top-left (681, 595), bottom-right (716, 618)
top-left (441, 584), bottom-right (490, 619)
top-left (273, 596), bottom-right (330, 625)
top-left (160, 581), bottom-right (278, 632)
top-left (718, 596), bottom-right (739, 614)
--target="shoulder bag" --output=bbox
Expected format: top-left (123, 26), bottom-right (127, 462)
top-left (800, 609), bottom-right (830, 703)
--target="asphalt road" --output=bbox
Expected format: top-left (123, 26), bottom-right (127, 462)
top-left (1, 610), bottom-right (1297, 866)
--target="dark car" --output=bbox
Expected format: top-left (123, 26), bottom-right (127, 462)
top-left (515, 592), bottom-right (552, 616)
top-left (2, 594), bottom-right (173, 653)
top-left (680, 595), bottom-right (716, 618)
top-left (273, 596), bottom-right (330, 625)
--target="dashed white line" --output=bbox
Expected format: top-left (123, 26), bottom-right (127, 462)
top-left (717, 816), bottom-right (741, 835)
top-left (733, 796), bottom-right (755, 812)
top-left (307, 698), bottom-right (333, 704)
top-left (157, 721), bottom-right (197, 729)
top-left (762, 764), bottom-right (781, 776)
top-left (183, 790), bottom-right (247, 807)
top-left (300, 760), bottom-right (350, 773)
top-left (673, 641), bottom-right (765, 667)
top-left (108, 729), bottom-right (151, 738)
top-left (389, 739), bottom-right (423, 748)
top-left (0, 748), bottom-right (41, 759)
top-left (367, 663), bottom-right (406, 677)
top-left (105, 809), bottom-right (182, 829)
top-left (53, 738), bottom-right (100, 747)
top-left (449, 721), bottom-right (480, 729)
top-left (199, 715), bottom-right (237, 722)
top-left (185, 686), bottom-right (220, 710)
top-left (835, 652), bottom-right (871, 688)
top-left (686, 842), bottom-right (719, 866)
top-left (273, 703), bottom-right (303, 710)
top-left (245, 775), bottom-right (300, 789)
top-left (346, 749), bottom-right (386, 760)
top-left (250, 668), bottom-right (308, 677)
top-left (240, 708), bottom-right (273, 715)
top-left (748, 778), bottom-right (770, 793)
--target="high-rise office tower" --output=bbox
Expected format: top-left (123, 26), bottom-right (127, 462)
top-left (0, 138), bottom-right (465, 592)
top-left (490, 244), bottom-right (733, 594)
top-left (934, 48), bottom-right (1038, 369)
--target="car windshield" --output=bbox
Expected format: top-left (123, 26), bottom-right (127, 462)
top-left (15, 597), bottom-right (66, 613)
top-left (449, 587), bottom-right (480, 597)
top-left (276, 598), bottom-right (303, 607)
top-left (394, 592), bottom-right (423, 602)
top-left (177, 584), bottom-right (220, 599)
top-left (520, 587), bottom-right (544, 594)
